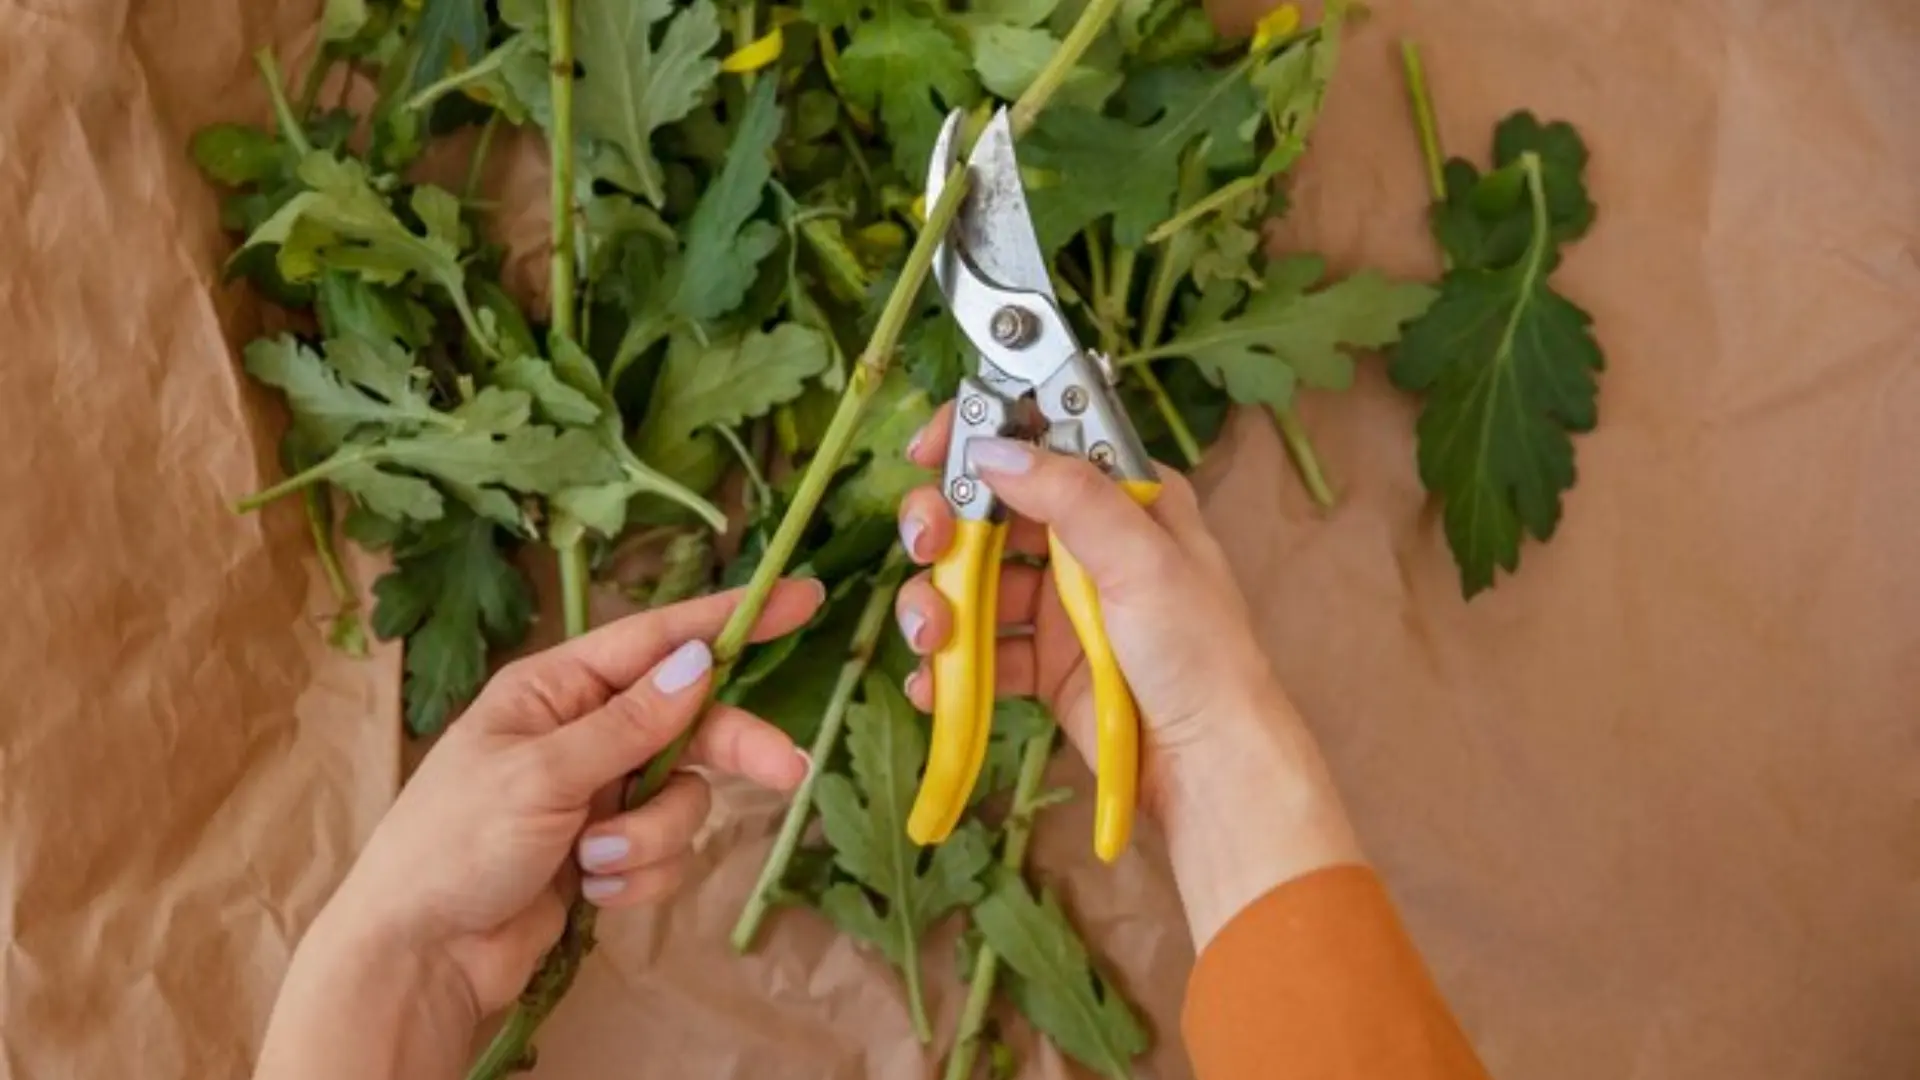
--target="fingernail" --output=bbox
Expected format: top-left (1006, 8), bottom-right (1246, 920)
top-left (582, 876), bottom-right (626, 902)
top-left (795, 748), bottom-right (815, 778)
top-left (906, 428), bottom-right (924, 459)
top-left (652, 640), bottom-right (712, 694)
top-left (904, 669), bottom-right (926, 700)
top-left (804, 577), bottom-right (828, 605)
top-left (968, 438), bottom-right (1032, 475)
top-left (578, 835), bottom-right (630, 870)
top-left (899, 607), bottom-right (927, 651)
top-left (899, 515), bottom-right (925, 557)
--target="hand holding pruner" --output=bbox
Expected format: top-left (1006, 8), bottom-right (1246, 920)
top-left (904, 108), bottom-right (1161, 863)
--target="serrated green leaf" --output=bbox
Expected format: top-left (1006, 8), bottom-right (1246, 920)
top-left (370, 509), bottom-right (533, 735)
top-left (1433, 112), bottom-right (1596, 272)
top-left (406, 34), bottom-right (547, 126)
top-left (575, 0), bottom-right (723, 203)
top-left (634, 323), bottom-right (832, 484)
top-left (672, 78), bottom-right (783, 323)
top-left (494, 358), bottom-right (603, 426)
top-left (838, 6), bottom-right (976, 172)
top-left (1157, 258), bottom-right (1434, 409)
top-left (969, 25), bottom-right (1118, 109)
top-left (316, 272), bottom-right (435, 348)
top-left (1391, 157), bottom-right (1602, 597)
top-left (241, 153), bottom-right (466, 303)
top-left (1024, 66), bottom-right (1260, 249)
top-left (972, 869), bottom-right (1148, 1080)
top-left (243, 334), bottom-right (443, 449)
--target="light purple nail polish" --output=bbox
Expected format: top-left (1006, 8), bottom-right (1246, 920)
top-left (578, 835), bottom-right (629, 869)
top-left (582, 876), bottom-right (626, 902)
top-left (900, 515), bottom-right (925, 557)
top-left (900, 607), bottom-right (927, 650)
top-left (652, 640), bottom-right (712, 694)
top-left (968, 438), bottom-right (1033, 475)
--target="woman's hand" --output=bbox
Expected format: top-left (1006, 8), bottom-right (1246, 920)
top-left (255, 581), bottom-right (822, 1080)
top-left (894, 409), bottom-right (1362, 946)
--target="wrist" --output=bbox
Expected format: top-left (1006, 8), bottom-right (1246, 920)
top-left (1154, 680), bottom-right (1364, 950)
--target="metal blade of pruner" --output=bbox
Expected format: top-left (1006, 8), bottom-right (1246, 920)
top-left (925, 108), bottom-right (1082, 392)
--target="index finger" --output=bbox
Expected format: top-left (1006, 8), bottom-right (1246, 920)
top-left (480, 578), bottom-right (827, 724)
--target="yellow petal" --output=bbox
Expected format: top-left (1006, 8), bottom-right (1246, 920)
top-left (1250, 3), bottom-right (1301, 52)
top-left (720, 26), bottom-right (784, 73)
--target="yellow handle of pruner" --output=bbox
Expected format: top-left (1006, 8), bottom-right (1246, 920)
top-left (1049, 479), bottom-right (1161, 862)
top-left (907, 518), bottom-right (1008, 847)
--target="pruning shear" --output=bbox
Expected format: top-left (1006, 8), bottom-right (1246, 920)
top-left (904, 108), bottom-right (1161, 864)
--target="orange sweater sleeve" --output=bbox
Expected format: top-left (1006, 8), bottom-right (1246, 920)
top-left (1181, 865), bottom-right (1491, 1080)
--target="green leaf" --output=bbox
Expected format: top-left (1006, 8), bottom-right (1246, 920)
top-left (405, 0), bottom-right (488, 95)
top-left (493, 357), bottom-right (603, 426)
top-left (316, 272), bottom-right (435, 348)
top-left (1390, 156), bottom-right (1603, 597)
top-left (243, 333), bottom-right (442, 449)
top-left (1157, 258), bottom-right (1435, 409)
top-left (574, 0), bottom-right (723, 204)
top-left (190, 123), bottom-right (287, 187)
top-left (634, 323), bottom-right (832, 484)
top-left (838, 5), bottom-right (977, 172)
top-left (972, 868), bottom-right (1148, 1080)
top-left (671, 78), bottom-right (784, 323)
top-left (1024, 66), bottom-right (1260, 249)
top-left (1432, 112), bottom-right (1595, 272)
top-left (813, 675), bottom-right (994, 1034)
top-left (241, 154), bottom-right (466, 303)
top-left (370, 509), bottom-right (534, 735)
top-left (969, 24), bottom-right (1118, 110)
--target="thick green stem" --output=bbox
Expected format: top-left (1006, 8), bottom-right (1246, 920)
top-left (1134, 365), bottom-right (1202, 467)
top-left (943, 729), bottom-right (1057, 1080)
top-left (731, 555), bottom-right (907, 953)
top-left (1272, 404), bottom-right (1334, 509)
top-left (546, 0), bottom-right (589, 645)
top-left (1399, 39), bottom-right (1447, 205)
top-left (1145, 173), bottom-right (1262, 246)
top-left (254, 50), bottom-right (312, 157)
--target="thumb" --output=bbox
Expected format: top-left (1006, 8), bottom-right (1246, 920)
top-left (966, 437), bottom-right (1179, 600)
top-left (533, 639), bottom-right (714, 806)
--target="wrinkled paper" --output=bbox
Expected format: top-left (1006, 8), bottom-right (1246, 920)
top-left (2, 0), bottom-right (1916, 1077)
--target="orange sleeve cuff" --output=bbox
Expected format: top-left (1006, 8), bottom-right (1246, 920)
top-left (1181, 865), bottom-right (1490, 1080)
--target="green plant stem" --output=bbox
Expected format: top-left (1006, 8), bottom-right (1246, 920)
top-left (1009, 0), bottom-right (1126, 137)
top-left (1272, 404), bottom-right (1334, 509)
top-left (1146, 173), bottom-right (1261, 245)
top-left (296, 47), bottom-right (332, 120)
top-left (731, 554), bottom-right (907, 952)
top-left (254, 50), bottom-right (312, 157)
top-left (943, 728), bottom-right (1056, 1080)
top-left (1128, 147), bottom-right (1211, 468)
top-left (234, 447), bottom-right (368, 511)
top-left (1400, 39), bottom-right (1447, 205)
top-left (302, 486), bottom-right (367, 654)
top-left (464, 112), bottom-right (502, 203)
top-left (735, 2), bottom-right (759, 91)
top-left (546, 0), bottom-right (588, 638)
